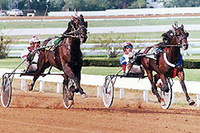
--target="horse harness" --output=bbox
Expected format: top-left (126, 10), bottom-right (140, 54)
top-left (44, 33), bottom-right (81, 69)
top-left (153, 44), bottom-right (183, 78)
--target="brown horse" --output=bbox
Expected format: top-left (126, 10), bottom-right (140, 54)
top-left (141, 23), bottom-right (195, 105)
top-left (28, 15), bottom-right (88, 104)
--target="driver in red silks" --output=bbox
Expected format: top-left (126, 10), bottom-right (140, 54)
top-left (21, 35), bottom-right (40, 73)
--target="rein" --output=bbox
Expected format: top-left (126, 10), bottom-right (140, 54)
top-left (158, 45), bottom-right (182, 47)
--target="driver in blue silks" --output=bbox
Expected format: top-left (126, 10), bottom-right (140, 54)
top-left (119, 42), bottom-right (144, 76)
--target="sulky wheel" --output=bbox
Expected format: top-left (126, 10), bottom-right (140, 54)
top-left (157, 78), bottom-right (173, 109)
top-left (103, 76), bottom-right (114, 108)
top-left (1, 74), bottom-right (12, 108)
top-left (63, 79), bottom-right (74, 109)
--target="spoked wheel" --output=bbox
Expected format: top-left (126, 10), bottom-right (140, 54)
top-left (63, 79), bottom-right (75, 109)
top-left (103, 76), bottom-right (114, 108)
top-left (1, 74), bottom-right (12, 108)
top-left (157, 78), bottom-right (173, 109)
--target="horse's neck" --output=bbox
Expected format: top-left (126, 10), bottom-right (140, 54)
top-left (70, 38), bottom-right (80, 51)
top-left (167, 37), bottom-right (181, 63)
top-left (67, 38), bottom-right (81, 58)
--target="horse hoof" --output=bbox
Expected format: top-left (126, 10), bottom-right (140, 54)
top-left (68, 100), bottom-right (74, 105)
top-left (188, 99), bottom-right (195, 105)
top-left (81, 93), bottom-right (88, 99)
top-left (27, 84), bottom-right (33, 91)
top-left (151, 90), bottom-right (156, 95)
top-left (156, 82), bottom-right (162, 88)
top-left (160, 98), bottom-right (166, 106)
top-left (151, 88), bottom-right (157, 95)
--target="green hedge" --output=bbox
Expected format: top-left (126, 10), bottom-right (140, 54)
top-left (184, 59), bottom-right (200, 69)
top-left (83, 58), bottom-right (200, 69)
top-left (83, 58), bottom-right (120, 67)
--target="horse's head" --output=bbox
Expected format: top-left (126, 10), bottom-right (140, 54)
top-left (172, 22), bottom-right (189, 50)
top-left (69, 14), bottom-right (88, 43)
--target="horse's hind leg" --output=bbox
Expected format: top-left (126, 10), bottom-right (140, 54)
top-left (28, 64), bottom-right (48, 91)
top-left (178, 71), bottom-right (195, 105)
top-left (146, 70), bottom-right (161, 102)
top-left (153, 73), bottom-right (160, 88)
top-left (28, 55), bottom-right (50, 91)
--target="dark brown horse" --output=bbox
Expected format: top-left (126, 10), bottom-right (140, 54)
top-left (28, 15), bottom-right (88, 104)
top-left (141, 23), bottom-right (195, 105)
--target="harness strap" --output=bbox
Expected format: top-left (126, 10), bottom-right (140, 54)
top-left (164, 47), bottom-right (183, 78)
top-left (172, 68), bottom-right (177, 78)
top-left (163, 47), bottom-right (183, 68)
top-left (163, 49), bottom-right (175, 68)
top-left (44, 51), bottom-right (48, 62)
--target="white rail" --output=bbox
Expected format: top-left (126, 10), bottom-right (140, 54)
top-left (6, 42), bottom-right (200, 57)
top-left (1, 69), bottom-right (200, 106)
top-left (48, 7), bottom-right (200, 17)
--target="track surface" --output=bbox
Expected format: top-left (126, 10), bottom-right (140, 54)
top-left (0, 88), bottom-right (200, 133)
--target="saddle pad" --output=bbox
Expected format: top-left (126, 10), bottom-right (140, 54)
top-left (145, 48), bottom-right (156, 60)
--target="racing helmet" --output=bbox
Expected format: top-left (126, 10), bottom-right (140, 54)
top-left (122, 42), bottom-right (132, 48)
top-left (29, 35), bottom-right (40, 44)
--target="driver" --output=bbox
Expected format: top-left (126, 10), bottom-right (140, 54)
top-left (21, 35), bottom-right (40, 73)
top-left (119, 42), bottom-right (144, 76)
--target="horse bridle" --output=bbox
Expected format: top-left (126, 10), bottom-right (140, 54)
top-left (68, 21), bottom-right (87, 39)
top-left (174, 28), bottom-right (188, 46)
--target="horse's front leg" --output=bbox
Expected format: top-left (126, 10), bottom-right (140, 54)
top-left (177, 71), bottom-right (195, 105)
top-left (62, 64), bottom-right (87, 98)
top-left (154, 73), bottom-right (160, 87)
top-left (63, 75), bottom-right (74, 105)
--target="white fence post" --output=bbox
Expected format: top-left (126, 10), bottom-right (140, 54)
top-left (143, 90), bottom-right (148, 102)
top-left (120, 88), bottom-right (124, 99)
top-left (97, 85), bottom-right (102, 97)
top-left (171, 92), bottom-right (175, 104)
top-left (197, 94), bottom-right (200, 107)
top-left (40, 81), bottom-right (45, 92)
top-left (57, 82), bottom-right (62, 93)
top-left (21, 79), bottom-right (26, 91)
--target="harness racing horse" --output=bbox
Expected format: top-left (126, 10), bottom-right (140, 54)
top-left (141, 22), bottom-right (195, 106)
top-left (28, 15), bottom-right (88, 107)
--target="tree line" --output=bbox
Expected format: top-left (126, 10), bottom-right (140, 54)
top-left (1, 0), bottom-right (200, 16)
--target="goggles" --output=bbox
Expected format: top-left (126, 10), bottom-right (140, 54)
top-left (126, 45), bottom-right (133, 49)
top-left (33, 41), bottom-right (40, 44)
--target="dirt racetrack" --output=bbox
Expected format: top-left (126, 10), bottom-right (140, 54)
top-left (1, 83), bottom-right (200, 133)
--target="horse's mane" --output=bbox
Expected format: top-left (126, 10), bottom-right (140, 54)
top-left (161, 30), bottom-right (174, 45)
top-left (143, 30), bottom-right (174, 54)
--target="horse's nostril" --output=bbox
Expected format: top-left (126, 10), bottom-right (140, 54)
top-left (182, 43), bottom-right (188, 50)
